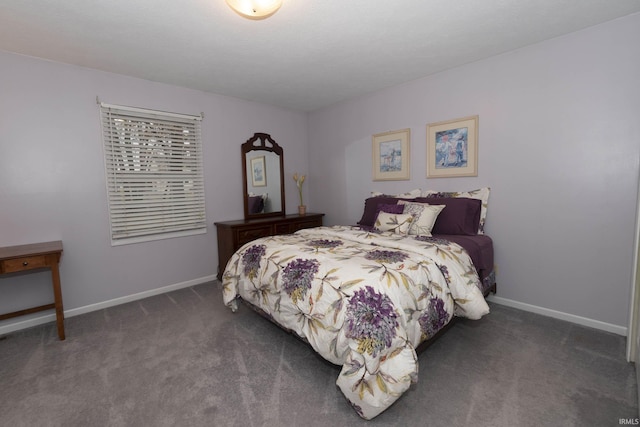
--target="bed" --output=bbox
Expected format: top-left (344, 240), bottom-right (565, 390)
top-left (222, 189), bottom-right (494, 420)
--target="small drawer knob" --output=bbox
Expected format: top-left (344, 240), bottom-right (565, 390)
top-left (22, 261), bottom-right (28, 266)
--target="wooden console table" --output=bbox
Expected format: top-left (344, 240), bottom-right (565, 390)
top-left (0, 241), bottom-right (65, 340)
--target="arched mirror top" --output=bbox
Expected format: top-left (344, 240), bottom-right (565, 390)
top-left (241, 133), bottom-right (286, 220)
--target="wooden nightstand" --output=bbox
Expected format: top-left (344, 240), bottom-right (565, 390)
top-left (0, 241), bottom-right (65, 340)
top-left (214, 213), bottom-right (324, 280)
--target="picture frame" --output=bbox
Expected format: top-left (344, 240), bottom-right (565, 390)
top-left (250, 155), bottom-right (267, 187)
top-left (372, 128), bottom-right (411, 181)
top-left (427, 115), bottom-right (478, 178)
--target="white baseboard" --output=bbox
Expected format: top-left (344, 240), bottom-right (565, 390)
top-left (2, 279), bottom-right (626, 338)
top-left (0, 275), bottom-right (217, 337)
top-left (487, 295), bottom-right (627, 336)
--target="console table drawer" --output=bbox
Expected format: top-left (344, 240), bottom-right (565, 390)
top-left (237, 225), bottom-right (273, 245)
top-left (1, 255), bottom-right (48, 273)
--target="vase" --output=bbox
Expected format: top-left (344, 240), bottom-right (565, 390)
top-left (298, 205), bottom-right (306, 215)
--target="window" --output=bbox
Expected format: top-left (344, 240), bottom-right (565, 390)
top-left (100, 103), bottom-right (206, 245)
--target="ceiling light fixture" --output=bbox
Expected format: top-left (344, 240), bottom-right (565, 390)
top-left (225, 0), bottom-right (283, 20)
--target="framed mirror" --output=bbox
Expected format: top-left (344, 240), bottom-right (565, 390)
top-left (241, 133), bottom-right (285, 219)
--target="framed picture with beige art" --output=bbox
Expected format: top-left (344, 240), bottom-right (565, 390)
top-left (372, 128), bottom-right (411, 181)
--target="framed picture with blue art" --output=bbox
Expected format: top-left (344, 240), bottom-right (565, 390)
top-left (372, 128), bottom-right (410, 181)
top-left (250, 155), bottom-right (267, 187)
top-left (427, 115), bottom-right (478, 178)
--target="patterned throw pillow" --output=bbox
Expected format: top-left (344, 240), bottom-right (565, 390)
top-left (374, 212), bottom-right (414, 235)
top-left (422, 187), bottom-right (490, 234)
top-left (398, 201), bottom-right (445, 236)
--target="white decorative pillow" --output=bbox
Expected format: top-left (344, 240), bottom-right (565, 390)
top-left (398, 201), bottom-right (445, 236)
top-left (374, 212), bottom-right (414, 235)
top-left (371, 188), bottom-right (422, 199)
top-left (421, 187), bottom-right (490, 234)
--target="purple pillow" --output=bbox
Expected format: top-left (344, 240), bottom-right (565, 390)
top-left (376, 203), bottom-right (404, 215)
top-left (357, 197), bottom-right (404, 226)
top-left (413, 197), bottom-right (481, 235)
top-left (248, 195), bottom-right (264, 214)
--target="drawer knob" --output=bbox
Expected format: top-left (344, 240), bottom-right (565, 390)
top-left (23, 261), bottom-right (29, 266)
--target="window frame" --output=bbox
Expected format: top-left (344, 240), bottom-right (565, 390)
top-left (99, 102), bottom-right (206, 246)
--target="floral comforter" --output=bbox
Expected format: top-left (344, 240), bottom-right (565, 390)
top-left (222, 225), bottom-right (490, 420)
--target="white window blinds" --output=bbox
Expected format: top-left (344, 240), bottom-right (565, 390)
top-left (100, 103), bottom-right (206, 244)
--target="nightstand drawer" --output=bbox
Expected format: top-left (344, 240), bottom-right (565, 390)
top-left (1, 255), bottom-right (48, 273)
top-left (237, 225), bottom-right (273, 245)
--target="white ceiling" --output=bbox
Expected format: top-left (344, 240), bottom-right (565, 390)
top-left (1, 0), bottom-right (639, 112)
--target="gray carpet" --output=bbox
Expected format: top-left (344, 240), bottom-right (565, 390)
top-left (0, 281), bottom-right (636, 426)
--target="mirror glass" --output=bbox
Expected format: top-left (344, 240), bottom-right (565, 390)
top-left (241, 133), bottom-right (285, 219)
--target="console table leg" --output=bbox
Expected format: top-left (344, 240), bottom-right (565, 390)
top-left (50, 259), bottom-right (65, 340)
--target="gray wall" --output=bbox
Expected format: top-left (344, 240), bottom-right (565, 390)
top-left (307, 13), bottom-right (640, 330)
top-left (0, 51), bottom-right (309, 332)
